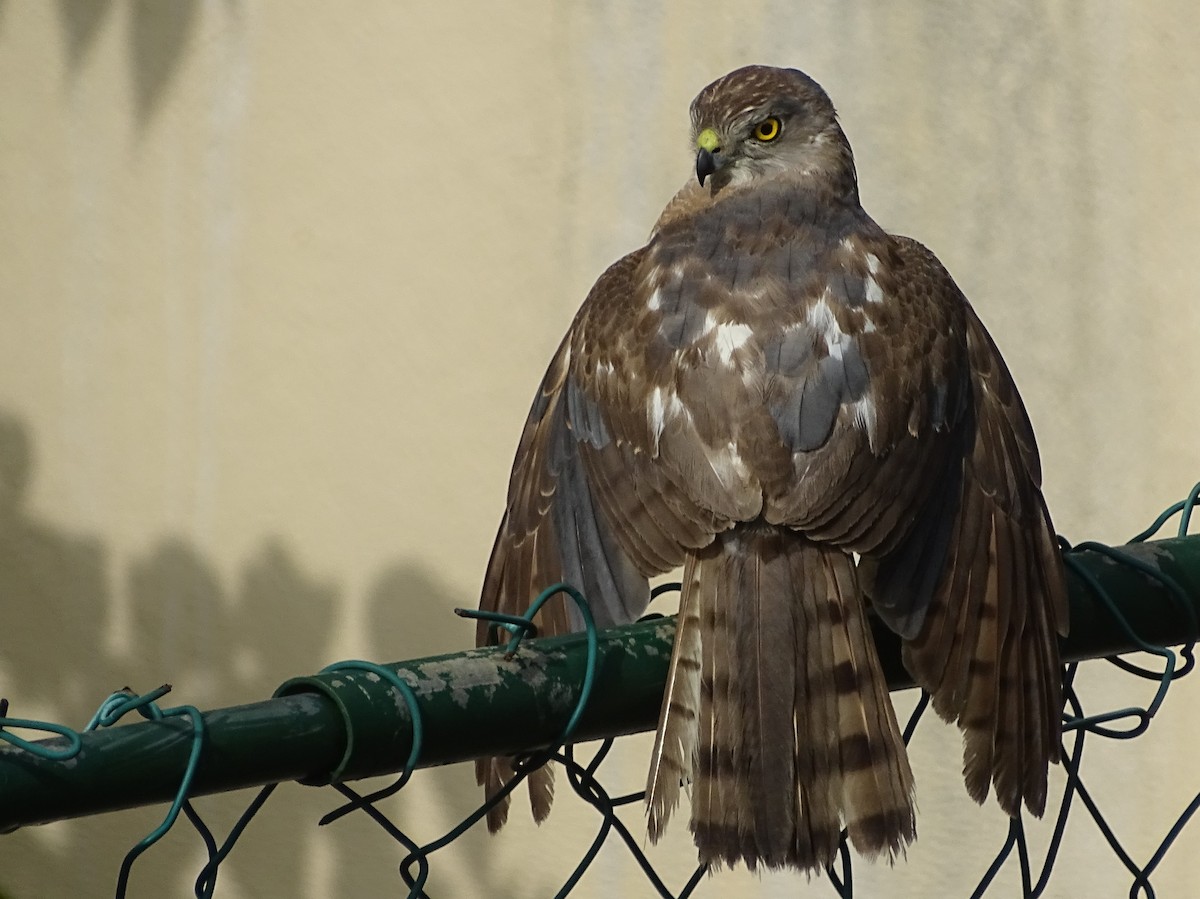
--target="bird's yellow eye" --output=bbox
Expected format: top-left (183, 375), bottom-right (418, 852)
top-left (753, 117), bottom-right (781, 141)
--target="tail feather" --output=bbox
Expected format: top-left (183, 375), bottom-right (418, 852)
top-left (476, 757), bottom-right (555, 833)
top-left (651, 526), bottom-right (916, 872)
top-left (794, 540), bottom-right (841, 866)
top-left (824, 550), bottom-right (915, 856)
top-left (476, 757), bottom-right (512, 833)
top-left (646, 556), bottom-right (703, 840)
top-left (737, 541), bottom-right (797, 866)
top-left (708, 559), bottom-right (748, 863)
top-left (689, 539), bottom-right (746, 867)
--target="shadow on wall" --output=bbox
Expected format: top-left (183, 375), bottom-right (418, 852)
top-left (0, 410), bottom-right (519, 897)
top-left (334, 562), bottom-right (527, 897)
top-left (56, 0), bottom-right (117, 70)
top-left (52, 0), bottom-right (203, 125)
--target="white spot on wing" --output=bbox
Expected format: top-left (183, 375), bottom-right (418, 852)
top-left (865, 276), bottom-right (884, 305)
top-left (647, 289), bottom-right (662, 311)
top-left (647, 385), bottom-right (686, 452)
top-left (863, 254), bottom-right (885, 305)
top-left (701, 311), bottom-right (718, 337)
top-left (851, 395), bottom-right (877, 448)
top-left (714, 322), bottom-right (753, 365)
top-left (648, 387), bottom-right (666, 441)
top-left (807, 294), bottom-right (851, 360)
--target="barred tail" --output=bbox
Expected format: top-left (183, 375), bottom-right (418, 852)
top-left (650, 526), bottom-right (916, 871)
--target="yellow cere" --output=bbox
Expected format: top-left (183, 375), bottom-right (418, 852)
top-left (753, 117), bottom-right (781, 141)
top-left (696, 128), bottom-right (721, 152)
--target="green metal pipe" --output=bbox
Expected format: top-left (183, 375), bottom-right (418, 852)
top-left (1, 535), bottom-right (1197, 832)
top-left (0, 692), bottom-right (346, 832)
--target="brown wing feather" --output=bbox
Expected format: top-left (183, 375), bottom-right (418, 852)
top-left (476, 335), bottom-right (575, 831)
top-left (901, 301), bottom-right (1068, 817)
top-left (768, 233), bottom-right (970, 550)
top-left (479, 249), bottom-right (730, 830)
top-left (479, 336), bottom-right (575, 640)
top-left (481, 249), bottom-right (698, 635)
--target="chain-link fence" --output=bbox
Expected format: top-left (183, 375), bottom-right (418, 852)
top-left (2, 486), bottom-right (1198, 898)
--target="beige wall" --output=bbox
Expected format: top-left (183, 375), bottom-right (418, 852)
top-left (1, 2), bottom-right (1197, 896)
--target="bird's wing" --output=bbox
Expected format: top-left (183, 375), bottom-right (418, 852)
top-left (866, 237), bottom-right (1068, 817)
top-left (764, 231), bottom-right (973, 578)
top-left (477, 246), bottom-right (741, 832)
top-left (479, 248), bottom-right (725, 643)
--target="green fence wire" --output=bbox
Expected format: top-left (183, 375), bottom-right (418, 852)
top-left (1, 485), bottom-right (1198, 898)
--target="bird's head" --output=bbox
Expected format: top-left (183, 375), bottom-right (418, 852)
top-left (689, 66), bottom-right (857, 198)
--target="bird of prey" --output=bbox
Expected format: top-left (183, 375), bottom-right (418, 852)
top-left (476, 64), bottom-right (1067, 873)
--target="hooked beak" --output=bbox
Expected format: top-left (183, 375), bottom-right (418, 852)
top-left (696, 148), bottom-right (718, 186)
top-left (695, 127), bottom-right (722, 186)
